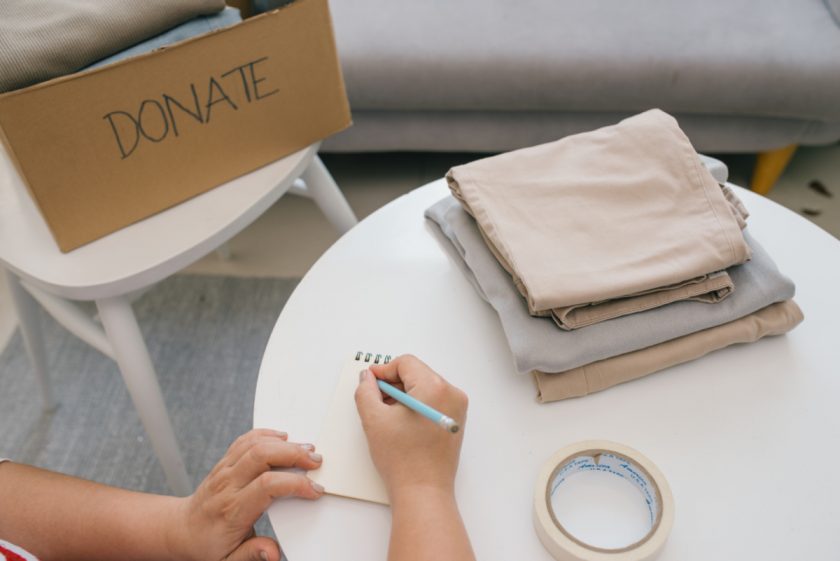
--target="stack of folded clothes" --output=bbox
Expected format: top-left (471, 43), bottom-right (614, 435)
top-left (0, 0), bottom-right (237, 94)
top-left (426, 109), bottom-right (803, 402)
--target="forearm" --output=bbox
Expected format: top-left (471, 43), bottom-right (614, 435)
top-left (0, 462), bottom-right (183, 561)
top-left (389, 486), bottom-right (476, 561)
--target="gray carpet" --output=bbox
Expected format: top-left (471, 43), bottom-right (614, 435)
top-left (0, 275), bottom-right (298, 532)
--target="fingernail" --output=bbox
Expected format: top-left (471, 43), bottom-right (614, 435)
top-left (311, 480), bottom-right (325, 494)
top-left (300, 443), bottom-right (315, 451)
top-left (359, 368), bottom-right (370, 382)
top-left (309, 451), bottom-right (322, 463)
top-left (259, 552), bottom-right (269, 561)
top-left (275, 431), bottom-right (288, 439)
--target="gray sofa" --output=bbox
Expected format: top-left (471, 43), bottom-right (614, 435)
top-left (319, 0), bottom-right (840, 156)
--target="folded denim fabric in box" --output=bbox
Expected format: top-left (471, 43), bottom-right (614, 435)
top-left (425, 196), bottom-right (795, 374)
top-left (446, 109), bottom-right (751, 330)
top-left (533, 299), bottom-right (803, 402)
top-left (87, 8), bottom-right (241, 70)
top-left (0, 0), bottom-right (226, 93)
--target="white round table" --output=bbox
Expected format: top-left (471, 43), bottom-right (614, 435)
top-left (254, 180), bottom-right (840, 560)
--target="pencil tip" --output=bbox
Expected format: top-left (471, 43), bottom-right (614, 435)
top-left (441, 417), bottom-right (460, 433)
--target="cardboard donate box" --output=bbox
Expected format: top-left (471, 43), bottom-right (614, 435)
top-left (0, 0), bottom-right (351, 252)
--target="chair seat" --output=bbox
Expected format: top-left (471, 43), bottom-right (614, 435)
top-left (0, 144), bottom-right (315, 300)
top-left (330, 0), bottom-right (840, 123)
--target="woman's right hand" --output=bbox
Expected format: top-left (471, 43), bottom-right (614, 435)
top-left (354, 355), bottom-right (468, 496)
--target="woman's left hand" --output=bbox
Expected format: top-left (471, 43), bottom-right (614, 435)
top-left (169, 428), bottom-right (325, 561)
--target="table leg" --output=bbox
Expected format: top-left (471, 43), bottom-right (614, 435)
top-left (301, 156), bottom-right (358, 234)
top-left (96, 295), bottom-right (192, 496)
top-left (3, 269), bottom-right (56, 412)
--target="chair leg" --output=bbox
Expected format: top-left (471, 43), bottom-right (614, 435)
top-left (215, 242), bottom-right (233, 261)
top-left (96, 295), bottom-right (192, 496)
top-left (3, 269), bottom-right (56, 412)
top-left (300, 156), bottom-right (358, 234)
top-left (751, 144), bottom-right (797, 195)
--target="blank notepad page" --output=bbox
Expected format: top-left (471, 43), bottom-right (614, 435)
top-left (308, 354), bottom-right (390, 505)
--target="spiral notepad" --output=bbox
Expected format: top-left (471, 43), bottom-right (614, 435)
top-left (307, 352), bottom-right (393, 505)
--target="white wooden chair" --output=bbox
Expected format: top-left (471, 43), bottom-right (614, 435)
top-left (0, 143), bottom-right (356, 495)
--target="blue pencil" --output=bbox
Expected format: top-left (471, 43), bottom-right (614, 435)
top-left (377, 380), bottom-right (460, 434)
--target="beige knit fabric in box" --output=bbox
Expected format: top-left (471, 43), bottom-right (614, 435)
top-left (447, 109), bottom-right (751, 330)
top-left (0, 0), bottom-right (225, 93)
top-left (533, 299), bottom-right (803, 402)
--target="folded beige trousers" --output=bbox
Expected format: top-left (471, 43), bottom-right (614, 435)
top-left (448, 109), bottom-right (751, 329)
top-left (533, 299), bottom-right (803, 402)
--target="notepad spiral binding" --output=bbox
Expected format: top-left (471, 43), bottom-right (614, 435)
top-left (354, 351), bottom-right (392, 364)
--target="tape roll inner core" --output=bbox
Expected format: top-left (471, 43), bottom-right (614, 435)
top-left (546, 449), bottom-right (663, 553)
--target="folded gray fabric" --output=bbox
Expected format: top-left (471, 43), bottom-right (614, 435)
top-left (0, 0), bottom-right (226, 93)
top-left (698, 154), bottom-right (728, 184)
top-left (425, 196), bottom-right (796, 374)
top-left (87, 7), bottom-right (241, 70)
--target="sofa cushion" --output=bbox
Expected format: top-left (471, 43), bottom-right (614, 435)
top-left (321, 110), bottom-right (840, 153)
top-left (329, 0), bottom-right (840, 122)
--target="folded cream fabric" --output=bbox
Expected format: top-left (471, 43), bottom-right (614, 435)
top-left (548, 270), bottom-right (733, 329)
top-left (0, 0), bottom-right (226, 93)
top-left (425, 195), bottom-right (796, 374)
top-left (447, 109), bottom-right (751, 329)
top-left (533, 299), bottom-right (804, 402)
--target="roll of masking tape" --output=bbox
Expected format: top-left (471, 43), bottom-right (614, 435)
top-left (533, 440), bottom-right (674, 561)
